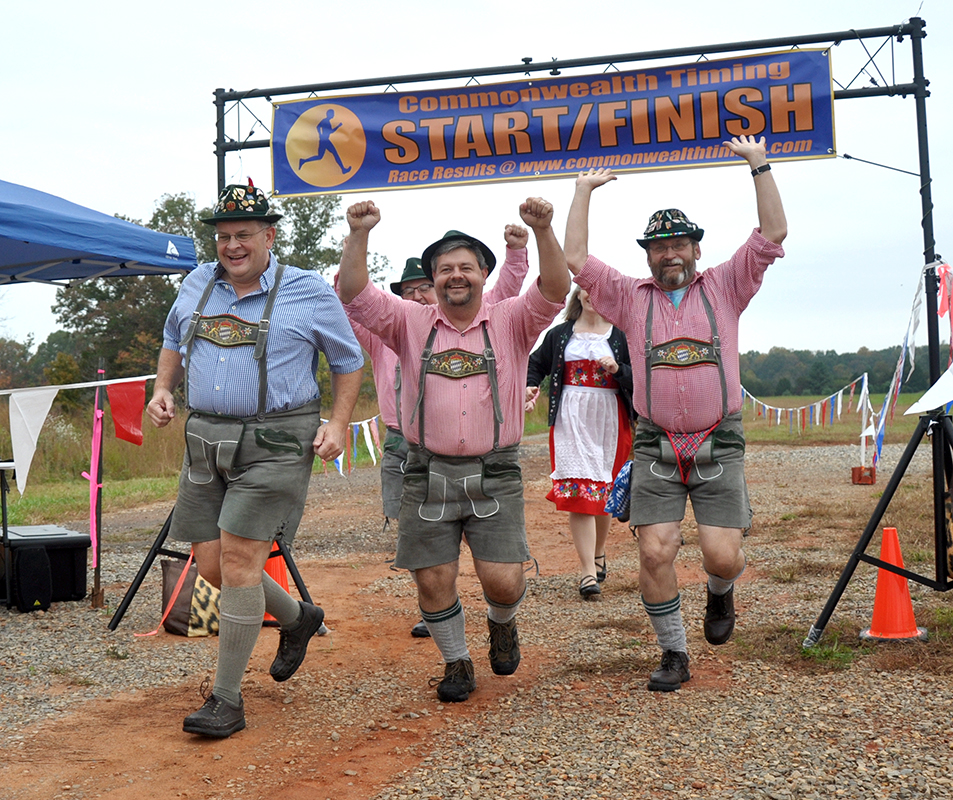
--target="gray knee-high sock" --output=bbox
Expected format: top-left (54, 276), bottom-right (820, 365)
top-left (420, 598), bottom-right (469, 663)
top-left (706, 559), bottom-right (746, 596)
top-left (485, 586), bottom-right (526, 624)
top-left (642, 593), bottom-right (687, 654)
top-left (262, 571), bottom-right (301, 628)
top-left (214, 584), bottom-right (265, 705)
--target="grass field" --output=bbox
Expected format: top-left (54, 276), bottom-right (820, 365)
top-left (0, 392), bottom-right (930, 526)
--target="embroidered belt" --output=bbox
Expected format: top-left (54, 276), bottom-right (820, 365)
top-left (426, 349), bottom-right (488, 378)
top-left (651, 337), bottom-right (717, 369)
top-left (562, 359), bottom-right (619, 389)
top-left (195, 314), bottom-right (258, 347)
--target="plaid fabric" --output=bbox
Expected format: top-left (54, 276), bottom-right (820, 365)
top-left (603, 459), bottom-right (632, 520)
top-left (667, 422), bottom-right (718, 483)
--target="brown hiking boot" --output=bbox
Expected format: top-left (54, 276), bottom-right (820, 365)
top-left (429, 658), bottom-right (476, 702)
top-left (487, 617), bottom-right (521, 675)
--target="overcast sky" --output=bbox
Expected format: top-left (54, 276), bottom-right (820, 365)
top-left (2, 0), bottom-right (950, 358)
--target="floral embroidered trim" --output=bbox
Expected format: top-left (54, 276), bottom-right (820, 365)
top-left (426, 349), bottom-right (487, 379)
top-left (651, 337), bottom-right (717, 369)
top-left (195, 314), bottom-right (257, 347)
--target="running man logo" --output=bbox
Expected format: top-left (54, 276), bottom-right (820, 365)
top-left (285, 104), bottom-right (366, 188)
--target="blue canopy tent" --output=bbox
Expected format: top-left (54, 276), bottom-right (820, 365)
top-left (0, 178), bottom-right (198, 611)
top-left (0, 178), bottom-right (197, 285)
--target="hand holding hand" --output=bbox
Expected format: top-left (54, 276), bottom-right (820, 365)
top-left (524, 385), bottom-right (540, 413)
top-left (504, 223), bottom-right (529, 249)
top-left (313, 420), bottom-right (347, 461)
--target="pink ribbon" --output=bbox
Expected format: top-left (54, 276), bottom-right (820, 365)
top-left (80, 401), bottom-right (104, 569)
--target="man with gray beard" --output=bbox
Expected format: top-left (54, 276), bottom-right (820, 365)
top-left (564, 135), bottom-right (787, 692)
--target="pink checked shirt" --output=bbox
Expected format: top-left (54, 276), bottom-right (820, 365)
top-left (345, 273), bottom-right (563, 456)
top-left (347, 247), bottom-right (531, 432)
top-left (575, 229), bottom-right (784, 434)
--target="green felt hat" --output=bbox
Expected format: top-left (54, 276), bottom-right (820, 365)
top-left (390, 258), bottom-right (428, 295)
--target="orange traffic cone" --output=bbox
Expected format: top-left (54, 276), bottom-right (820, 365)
top-left (860, 527), bottom-right (928, 641)
top-left (263, 541), bottom-right (290, 627)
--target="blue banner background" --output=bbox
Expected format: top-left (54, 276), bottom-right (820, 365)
top-left (272, 49), bottom-right (834, 196)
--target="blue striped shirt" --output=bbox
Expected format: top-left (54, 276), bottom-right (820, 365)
top-left (163, 254), bottom-right (364, 417)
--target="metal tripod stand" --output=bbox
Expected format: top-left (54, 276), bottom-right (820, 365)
top-left (107, 508), bottom-right (312, 631)
top-left (804, 18), bottom-right (953, 646)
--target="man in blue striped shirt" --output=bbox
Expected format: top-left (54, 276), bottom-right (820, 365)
top-left (147, 182), bottom-right (363, 738)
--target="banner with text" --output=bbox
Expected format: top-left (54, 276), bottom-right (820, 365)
top-left (272, 49), bottom-right (834, 196)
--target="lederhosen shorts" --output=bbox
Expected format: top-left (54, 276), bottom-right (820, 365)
top-left (169, 399), bottom-right (321, 544)
top-left (628, 411), bottom-right (751, 531)
top-left (380, 426), bottom-right (408, 520)
top-left (393, 443), bottom-right (529, 570)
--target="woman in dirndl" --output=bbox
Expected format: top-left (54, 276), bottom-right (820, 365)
top-left (526, 287), bottom-right (634, 599)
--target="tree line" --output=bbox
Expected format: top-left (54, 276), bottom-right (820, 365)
top-left (0, 192), bottom-right (937, 406)
top-left (739, 345), bottom-right (937, 398)
top-left (0, 193), bottom-right (388, 406)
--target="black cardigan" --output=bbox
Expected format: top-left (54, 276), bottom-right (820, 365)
top-left (526, 319), bottom-right (634, 427)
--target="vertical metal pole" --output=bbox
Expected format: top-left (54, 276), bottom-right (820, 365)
top-left (908, 18), bottom-right (951, 588)
top-left (214, 88), bottom-right (227, 192)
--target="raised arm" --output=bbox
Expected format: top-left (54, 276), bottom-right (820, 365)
top-left (519, 197), bottom-right (570, 303)
top-left (724, 135), bottom-right (787, 245)
top-left (337, 201), bottom-right (380, 304)
top-left (564, 168), bottom-right (617, 275)
top-left (486, 223), bottom-right (530, 303)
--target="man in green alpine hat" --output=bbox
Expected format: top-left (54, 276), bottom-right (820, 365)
top-left (148, 180), bottom-right (364, 738)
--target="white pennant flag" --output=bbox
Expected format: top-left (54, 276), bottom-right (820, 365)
top-left (9, 388), bottom-right (60, 495)
top-left (905, 365), bottom-right (953, 416)
top-left (361, 420), bottom-right (378, 466)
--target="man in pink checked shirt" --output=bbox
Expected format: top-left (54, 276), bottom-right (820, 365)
top-left (338, 197), bottom-right (570, 703)
top-left (564, 135), bottom-right (788, 693)
top-left (345, 228), bottom-right (531, 639)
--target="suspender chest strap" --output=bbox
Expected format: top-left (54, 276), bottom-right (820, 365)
top-left (643, 284), bottom-right (729, 425)
top-left (408, 322), bottom-right (503, 451)
top-left (182, 264), bottom-right (286, 421)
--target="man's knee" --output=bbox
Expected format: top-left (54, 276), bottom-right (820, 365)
top-left (475, 560), bottom-right (525, 604)
top-left (414, 562), bottom-right (460, 607)
top-left (635, 523), bottom-right (682, 573)
top-left (699, 528), bottom-right (745, 578)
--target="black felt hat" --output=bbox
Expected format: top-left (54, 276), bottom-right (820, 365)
top-left (420, 230), bottom-right (496, 280)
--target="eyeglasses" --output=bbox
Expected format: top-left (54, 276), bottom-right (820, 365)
top-left (647, 239), bottom-right (693, 255)
top-left (400, 282), bottom-right (435, 298)
top-left (214, 228), bottom-right (271, 244)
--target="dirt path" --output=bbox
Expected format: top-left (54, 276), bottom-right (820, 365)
top-left (1, 441), bottom-right (592, 799)
top-left (0, 439), bottom-right (935, 799)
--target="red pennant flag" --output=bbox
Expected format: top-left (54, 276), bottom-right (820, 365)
top-left (107, 380), bottom-right (146, 445)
